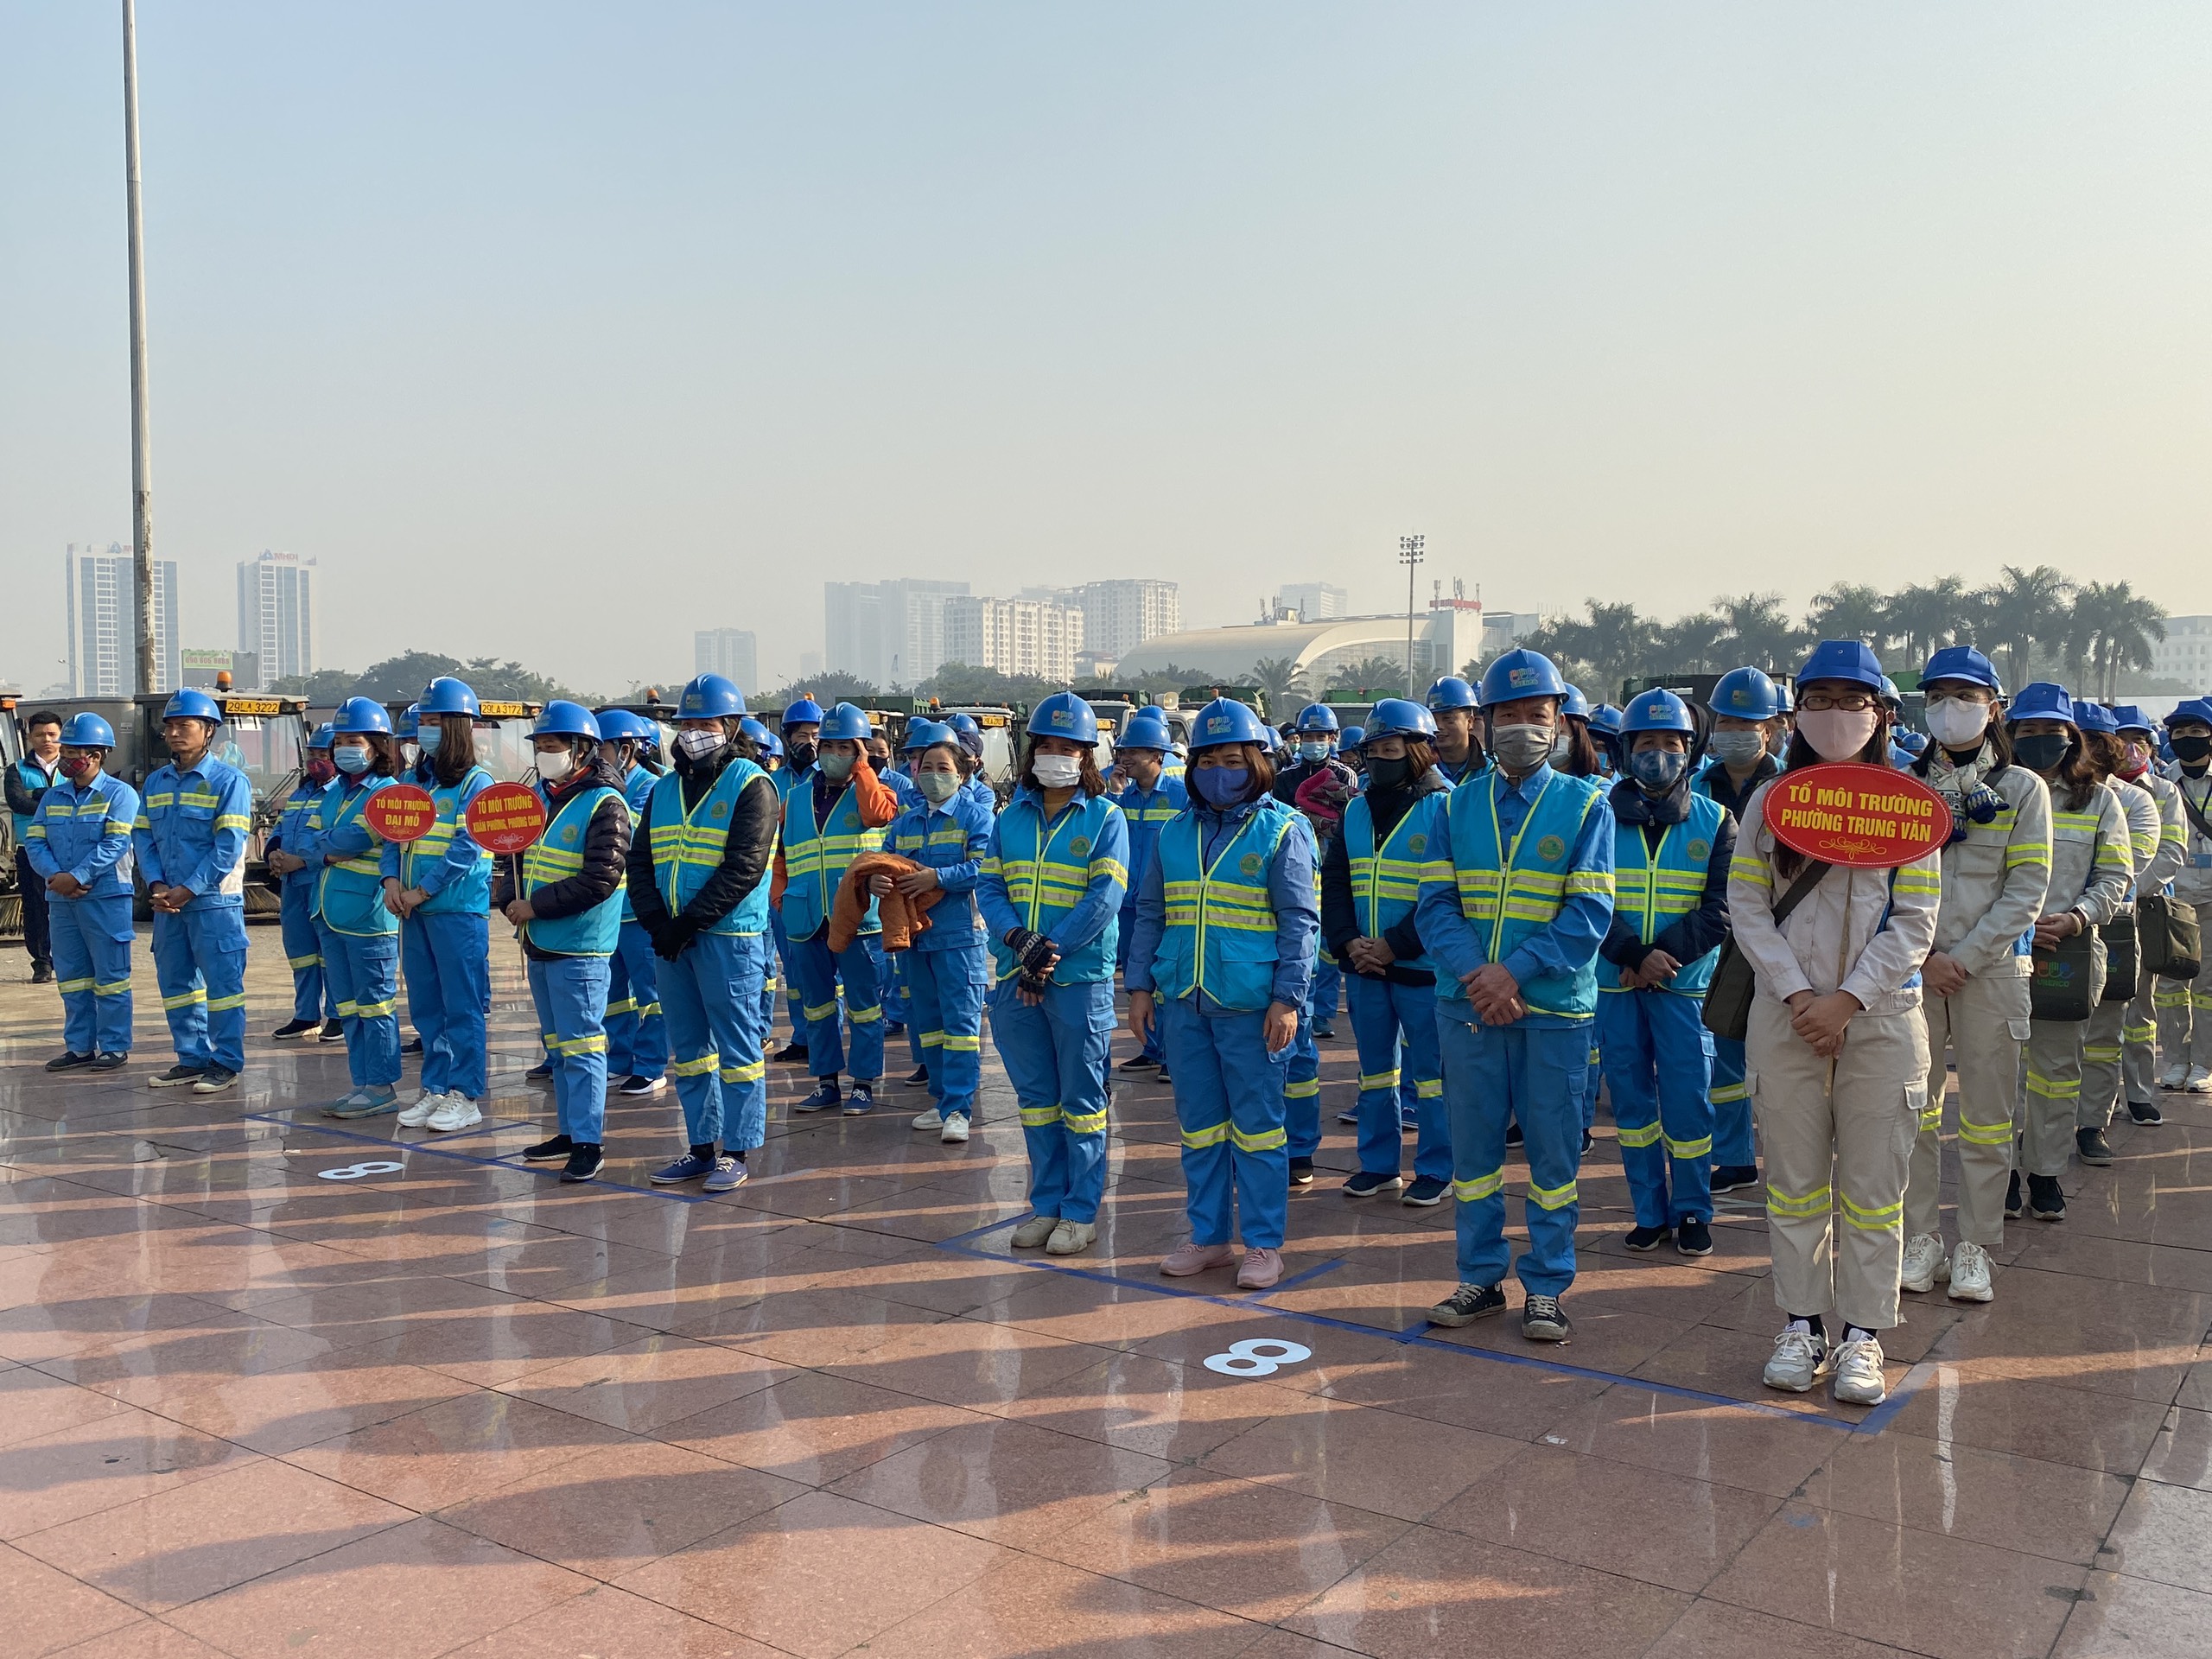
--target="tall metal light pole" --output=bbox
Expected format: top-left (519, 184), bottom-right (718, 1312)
top-left (124, 0), bottom-right (156, 696)
top-left (1399, 533), bottom-right (1425, 695)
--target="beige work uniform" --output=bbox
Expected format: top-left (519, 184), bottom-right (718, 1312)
top-left (1730, 783), bottom-right (1940, 1332)
top-left (2155, 769), bottom-right (2212, 1076)
top-left (1904, 764), bottom-right (2050, 1249)
top-left (2020, 783), bottom-right (2131, 1176)
top-left (2124, 772), bottom-right (2187, 1104)
top-left (2080, 777), bottom-right (2164, 1129)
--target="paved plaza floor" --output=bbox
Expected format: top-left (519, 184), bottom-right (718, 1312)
top-left (1, 931), bottom-right (2207, 1659)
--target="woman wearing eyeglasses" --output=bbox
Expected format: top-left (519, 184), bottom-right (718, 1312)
top-left (1726, 641), bottom-right (1941, 1408)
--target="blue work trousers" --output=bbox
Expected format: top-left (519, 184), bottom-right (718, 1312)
top-left (991, 976), bottom-right (1113, 1224)
top-left (1597, 990), bottom-right (1716, 1228)
top-left (151, 904), bottom-right (249, 1074)
top-left (318, 925), bottom-right (401, 1089)
top-left (791, 928), bottom-right (887, 1081)
top-left (1439, 1014), bottom-right (1587, 1296)
top-left (404, 910), bottom-right (491, 1101)
top-left (605, 918), bottom-right (669, 1079)
top-left (528, 954), bottom-right (611, 1145)
top-left (279, 881), bottom-right (330, 1024)
top-left (1709, 1035), bottom-right (1756, 1167)
top-left (907, 944), bottom-right (990, 1121)
top-left (1163, 996), bottom-right (1291, 1250)
top-left (893, 954), bottom-right (925, 1065)
top-left (1347, 974), bottom-right (1451, 1182)
top-left (1286, 1009), bottom-right (1322, 1158)
top-left (1116, 914), bottom-right (1165, 1063)
top-left (1308, 949), bottom-right (1341, 1029)
top-left (50, 895), bottom-right (134, 1055)
top-left (660, 930), bottom-right (771, 1152)
top-left (770, 907), bottom-right (806, 1037)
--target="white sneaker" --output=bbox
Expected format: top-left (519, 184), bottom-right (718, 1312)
top-left (1831, 1333), bottom-right (1888, 1405)
top-left (2159, 1062), bottom-right (2189, 1090)
top-left (397, 1091), bottom-right (445, 1128)
top-left (939, 1115), bottom-right (969, 1145)
top-left (1763, 1325), bottom-right (1827, 1393)
top-left (1046, 1219), bottom-right (1096, 1255)
top-left (1899, 1233), bottom-right (1946, 1294)
top-left (2187, 1066), bottom-right (2212, 1094)
top-left (1010, 1215), bottom-right (1059, 1249)
top-left (911, 1109), bottom-right (944, 1131)
top-left (1947, 1240), bottom-right (1995, 1302)
top-left (426, 1096), bottom-right (483, 1132)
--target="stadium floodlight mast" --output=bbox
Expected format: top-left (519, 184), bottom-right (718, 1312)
top-left (1399, 533), bottom-right (1425, 695)
top-left (123, 0), bottom-right (156, 696)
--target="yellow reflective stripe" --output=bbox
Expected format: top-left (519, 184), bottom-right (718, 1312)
top-left (2124, 1022), bottom-right (2157, 1043)
top-left (638, 1001), bottom-right (662, 1018)
top-left (550, 1033), bottom-right (609, 1055)
top-left (56, 976), bottom-right (95, 994)
top-left (353, 998), bottom-right (397, 1018)
top-left (1839, 1192), bottom-right (1903, 1232)
top-left (1359, 1070), bottom-right (1402, 1090)
top-left (1087, 857), bottom-right (1128, 887)
top-left (2195, 992), bottom-right (2212, 1011)
top-left (1179, 1118), bottom-right (1227, 1147)
top-left (1729, 853), bottom-right (1772, 887)
top-left (918, 1030), bottom-right (945, 1047)
top-left (1284, 1078), bottom-right (1319, 1099)
top-left (940, 1034), bottom-right (981, 1052)
top-left (1766, 1182), bottom-right (1833, 1218)
top-left (1709, 1081), bottom-right (1748, 1103)
top-left (1529, 1179), bottom-right (1579, 1211)
top-left (1617, 1120), bottom-right (1662, 1148)
top-left (92, 979), bottom-right (130, 996)
top-left (1026, 1105), bottom-right (1067, 1128)
top-left (2083, 1044), bottom-right (2123, 1063)
top-left (1664, 1135), bottom-right (1712, 1160)
top-left (1414, 1078), bottom-right (1442, 1098)
top-left (847, 1003), bottom-right (883, 1023)
top-left (2024, 1071), bottom-right (2080, 1100)
top-left (1915, 1099), bottom-right (1942, 1130)
top-left (215, 814), bottom-right (251, 831)
top-left (288, 952), bottom-right (323, 969)
top-left (2005, 844), bottom-right (2049, 868)
top-left (1061, 1107), bottom-right (1107, 1134)
top-left (335, 999), bottom-right (359, 1016)
top-left (605, 998), bottom-right (638, 1016)
top-left (2154, 988), bottom-right (2190, 1007)
top-left (207, 993), bottom-right (246, 1012)
top-left (1958, 1115), bottom-right (2013, 1146)
top-left (802, 1000), bottom-right (839, 1021)
top-left (1453, 1167), bottom-right (1504, 1203)
top-left (725, 1059), bottom-right (766, 1082)
top-left (162, 989), bottom-right (208, 1011)
top-left (671, 1052), bottom-right (720, 1077)
top-left (1230, 1124), bottom-right (1287, 1153)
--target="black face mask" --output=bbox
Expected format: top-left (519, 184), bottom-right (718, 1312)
top-left (2172, 734), bottom-right (2212, 766)
top-left (2012, 733), bottom-right (2072, 775)
top-left (786, 741), bottom-right (817, 773)
top-left (1364, 753), bottom-right (1414, 792)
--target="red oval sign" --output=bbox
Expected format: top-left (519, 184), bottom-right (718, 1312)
top-left (465, 781), bottom-right (548, 855)
top-left (361, 784), bottom-right (436, 844)
top-left (1761, 762), bottom-right (1952, 869)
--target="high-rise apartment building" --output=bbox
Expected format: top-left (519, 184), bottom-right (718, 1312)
top-left (944, 595), bottom-right (1084, 682)
top-left (1275, 582), bottom-right (1348, 623)
top-left (824, 579), bottom-right (970, 688)
top-left (695, 627), bottom-right (759, 690)
top-left (67, 542), bottom-right (178, 696)
top-left (236, 550), bottom-right (315, 689)
top-left (2153, 616), bottom-right (2212, 686)
top-left (1020, 580), bottom-right (1181, 662)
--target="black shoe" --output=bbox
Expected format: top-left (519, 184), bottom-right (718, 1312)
top-left (148, 1063), bottom-right (206, 1090)
top-left (271, 1019), bottom-right (318, 1040)
top-left (905, 1066), bottom-right (931, 1086)
top-left (1343, 1170), bottom-right (1403, 1198)
top-left (561, 1144), bottom-right (604, 1184)
top-left (772, 1042), bottom-right (810, 1065)
top-left (2075, 1127), bottom-right (2113, 1167)
top-left (1522, 1294), bottom-right (1572, 1342)
top-left (1624, 1224), bottom-right (1669, 1253)
top-left (884, 1021), bottom-right (905, 1037)
top-left (1580, 1128), bottom-right (1594, 1156)
top-left (317, 1019), bottom-right (346, 1043)
top-left (89, 1052), bottom-right (129, 1071)
top-left (31, 963), bottom-right (55, 985)
top-left (1313, 1023), bottom-right (1336, 1040)
top-left (524, 1061), bottom-right (553, 1084)
top-left (1428, 1282), bottom-right (1508, 1326)
top-left (524, 1134), bottom-right (575, 1163)
top-left (618, 1073), bottom-right (664, 1098)
top-left (2029, 1173), bottom-right (2066, 1222)
top-left (1676, 1217), bottom-right (1713, 1257)
top-left (1117, 1055), bottom-right (1157, 1071)
top-left (401, 1037), bottom-right (424, 1055)
top-left (1288, 1156), bottom-right (1315, 1187)
top-left (45, 1052), bottom-right (93, 1072)
top-left (1156, 1067), bottom-right (1172, 1083)
top-left (2005, 1169), bottom-right (2024, 1220)
top-left (2127, 1098), bottom-right (2164, 1126)
top-left (1402, 1175), bottom-right (1449, 1207)
top-left (1504, 1122), bottom-right (1524, 1148)
top-left (1709, 1164), bottom-right (1760, 1194)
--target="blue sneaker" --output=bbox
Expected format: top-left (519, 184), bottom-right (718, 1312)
top-left (650, 1152), bottom-right (717, 1185)
top-left (702, 1155), bottom-right (747, 1192)
top-left (841, 1083), bottom-right (876, 1116)
top-left (327, 1086), bottom-right (399, 1119)
top-left (793, 1081), bottom-right (842, 1113)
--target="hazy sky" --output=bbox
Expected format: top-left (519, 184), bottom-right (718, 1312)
top-left (4, 3), bottom-right (2208, 696)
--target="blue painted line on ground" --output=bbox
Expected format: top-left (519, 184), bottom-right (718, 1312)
top-left (1241, 1256), bottom-right (1346, 1300)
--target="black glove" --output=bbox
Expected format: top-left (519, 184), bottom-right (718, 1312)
top-left (655, 916), bottom-right (701, 961)
top-left (1004, 928), bottom-right (1058, 976)
top-left (1017, 969), bottom-right (1052, 997)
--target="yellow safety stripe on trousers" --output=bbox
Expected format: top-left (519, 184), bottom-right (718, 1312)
top-left (1958, 1114), bottom-right (2014, 1146)
top-left (1179, 1117), bottom-right (1228, 1147)
top-left (2024, 1070), bottom-right (2080, 1100)
top-left (1709, 1080), bottom-right (1748, 1103)
top-left (1766, 1182), bottom-right (1834, 1219)
top-left (1664, 1134), bottom-right (1713, 1160)
top-left (1414, 1077), bottom-right (1443, 1098)
top-left (1915, 1099), bottom-right (1942, 1130)
top-left (1061, 1106), bottom-right (1108, 1135)
top-left (1453, 1166), bottom-right (1505, 1203)
top-left (763, 977), bottom-right (778, 995)
top-left (671, 1052), bottom-right (720, 1077)
top-left (1529, 1179), bottom-right (1579, 1210)
top-left (1839, 1192), bottom-right (1904, 1233)
top-left (335, 999), bottom-right (359, 1016)
top-left (802, 1000), bottom-right (839, 1022)
top-left (548, 1033), bottom-right (609, 1055)
top-left (940, 1034), bottom-right (981, 1051)
top-left (1359, 1069), bottom-right (1402, 1091)
top-left (2123, 1022), bottom-right (2156, 1043)
top-left (919, 1029), bottom-right (945, 1047)
top-left (289, 952), bottom-right (323, 969)
top-left (1616, 1120), bottom-right (1662, 1148)
top-left (605, 998), bottom-right (638, 1017)
top-left (2154, 987), bottom-right (2190, 1007)
top-left (1230, 1124), bottom-right (1288, 1153)
top-left (846, 1002), bottom-right (883, 1023)
top-left (2195, 992), bottom-right (2212, 1011)
top-left (56, 976), bottom-right (95, 994)
top-left (207, 992), bottom-right (246, 1012)
top-left (638, 1001), bottom-right (662, 1018)
top-left (162, 988), bottom-right (207, 1011)
top-left (1284, 1078), bottom-right (1319, 1099)
top-left (1026, 1104), bottom-right (1067, 1128)
top-left (720, 1060), bottom-right (766, 1084)
top-left (2083, 1044), bottom-right (2123, 1063)
top-left (95, 979), bottom-right (130, 995)
top-left (353, 997), bottom-right (397, 1019)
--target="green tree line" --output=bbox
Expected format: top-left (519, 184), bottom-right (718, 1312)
top-left (271, 651), bottom-right (594, 708)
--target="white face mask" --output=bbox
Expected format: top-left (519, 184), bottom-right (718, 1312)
top-left (1033, 754), bottom-right (1084, 789)
top-left (1923, 697), bottom-right (1990, 750)
top-left (537, 749), bottom-right (575, 782)
top-left (1798, 708), bottom-right (1878, 763)
top-left (399, 741), bottom-right (419, 768)
top-left (677, 728), bottom-right (723, 761)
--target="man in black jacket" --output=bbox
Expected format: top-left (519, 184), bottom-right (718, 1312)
top-left (625, 674), bottom-right (780, 1192)
top-left (7, 710), bottom-right (63, 983)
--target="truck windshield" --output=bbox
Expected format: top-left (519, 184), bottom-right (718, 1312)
top-left (475, 716), bottom-right (540, 783)
top-left (207, 715), bottom-right (304, 797)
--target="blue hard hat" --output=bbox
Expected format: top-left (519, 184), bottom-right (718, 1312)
top-left (308, 722), bottom-right (336, 750)
top-left (161, 688), bottom-right (223, 724)
top-left (679, 674), bottom-right (746, 720)
top-left (1710, 667), bottom-right (1783, 721)
top-left (334, 696), bottom-right (392, 736)
top-left (1027, 691), bottom-right (1100, 743)
top-left (2110, 705), bottom-right (2153, 735)
top-left (817, 702), bottom-right (874, 743)
top-left (1293, 702), bottom-right (1340, 735)
top-left (903, 717), bottom-right (957, 753)
top-left (60, 712), bottom-right (117, 748)
top-left (781, 696), bottom-right (824, 727)
top-left (945, 712), bottom-right (981, 737)
top-left (1118, 709), bottom-right (1173, 752)
top-left (1480, 648), bottom-right (1570, 706)
top-left (1188, 696), bottom-right (1270, 750)
top-left (1622, 688), bottom-right (1695, 735)
top-left (1561, 683), bottom-right (1591, 722)
top-left (419, 677), bottom-right (480, 717)
top-left (395, 704), bottom-right (420, 739)
top-left (596, 709), bottom-right (655, 744)
top-left (1340, 725), bottom-right (1365, 750)
top-left (756, 730), bottom-right (784, 758)
top-left (2075, 700), bottom-right (2118, 734)
top-left (1363, 699), bottom-right (1437, 741)
top-left (736, 715), bottom-right (775, 748)
top-left (535, 700), bottom-right (602, 741)
top-left (1589, 704), bottom-right (1624, 737)
top-left (1922, 645), bottom-right (2002, 696)
top-left (1426, 676), bottom-right (1478, 712)
top-left (1796, 639), bottom-right (1887, 693)
top-left (1897, 730), bottom-right (1929, 755)
top-left (2164, 699), bottom-right (2212, 730)
top-left (1775, 678), bottom-right (1796, 713)
top-left (2005, 683), bottom-right (2077, 727)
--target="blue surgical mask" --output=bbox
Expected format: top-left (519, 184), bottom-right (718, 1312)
top-left (417, 725), bottom-right (443, 755)
top-left (1630, 749), bottom-right (1688, 790)
top-left (334, 746), bottom-right (371, 775)
top-left (1298, 741), bottom-right (1330, 763)
top-left (1194, 766), bottom-right (1250, 808)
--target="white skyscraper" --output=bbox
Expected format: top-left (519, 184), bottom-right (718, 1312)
top-left (67, 542), bottom-right (178, 696)
top-left (823, 579), bottom-right (970, 688)
top-left (695, 627), bottom-right (759, 689)
top-left (944, 595), bottom-right (1084, 682)
top-left (236, 550), bottom-right (316, 689)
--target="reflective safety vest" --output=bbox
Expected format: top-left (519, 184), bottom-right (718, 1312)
top-left (1343, 794), bottom-right (1433, 971)
top-left (982, 791), bottom-right (1124, 984)
top-left (521, 785), bottom-right (624, 956)
top-left (1604, 793), bottom-right (1726, 997)
top-left (402, 765), bottom-right (493, 914)
top-left (1115, 774), bottom-right (1189, 912)
top-left (1440, 771), bottom-right (1610, 1020)
top-left (619, 763), bottom-right (655, 922)
top-left (1149, 797), bottom-right (1299, 1013)
top-left (312, 777), bottom-right (398, 938)
top-left (647, 758), bottom-right (771, 936)
top-left (778, 769), bottom-right (880, 942)
top-left (271, 781), bottom-right (322, 893)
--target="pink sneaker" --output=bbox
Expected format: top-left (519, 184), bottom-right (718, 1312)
top-left (1236, 1247), bottom-right (1283, 1289)
top-left (1160, 1241), bottom-right (1238, 1277)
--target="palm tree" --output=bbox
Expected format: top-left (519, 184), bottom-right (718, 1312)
top-left (1247, 657), bottom-right (1307, 712)
top-left (1655, 611), bottom-right (1729, 673)
top-left (1882, 576), bottom-right (1970, 667)
top-left (1713, 593), bottom-right (1805, 676)
top-left (1975, 564), bottom-right (2074, 692)
top-left (1805, 584), bottom-right (1891, 653)
top-left (2070, 582), bottom-right (2167, 699)
top-left (1327, 655), bottom-right (1412, 695)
